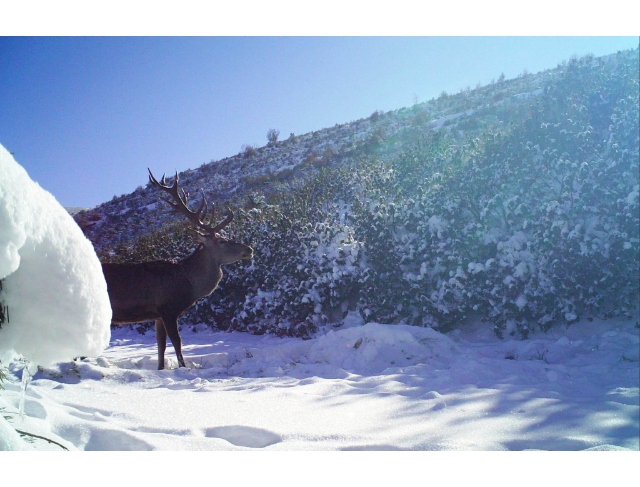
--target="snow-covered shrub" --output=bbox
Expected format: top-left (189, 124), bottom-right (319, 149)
top-left (350, 197), bottom-right (411, 325)
top-left (99, 219), bottom-right (197, 264)
top-left (0, 144), bottom-right (112, 366)
top-left (340, 50), bottom-right (639, 337)
top-left (188, 196), bottom-right (366, 338)
top-left (390, 50), bottom-right (637, 336)
top-left (96, 49), bottom-right (639, 339)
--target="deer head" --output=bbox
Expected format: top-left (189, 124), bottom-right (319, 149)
top-left (147, 169), bottom-right (253, 264)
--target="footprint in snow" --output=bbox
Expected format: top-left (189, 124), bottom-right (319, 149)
top-left (204, 425), bottom-right (282, 448)
top-left (84, 428), bottom-right (154, 451)
top-left (22, 399), bottom-right (47, 420)
top-left (423, 391), bottom-right (442, 400)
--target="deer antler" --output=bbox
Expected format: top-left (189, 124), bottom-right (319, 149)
top-left (148, 168), bottom-right (234, 235)
top-left (209, 206), bottom-right (235, 234)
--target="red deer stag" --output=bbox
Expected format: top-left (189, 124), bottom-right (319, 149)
top-left (102, 169), bottom-right (253, 369)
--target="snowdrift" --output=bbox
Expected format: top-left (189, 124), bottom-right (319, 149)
top-left (0, 143), bottom-right (111, 367)
top-left (1, 317), bottom-right (637, 451)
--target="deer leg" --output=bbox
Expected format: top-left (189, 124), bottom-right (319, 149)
top-left (155, 319), bottom-right (167, 370)
top-left (162, 315), bottom-right (186, 368)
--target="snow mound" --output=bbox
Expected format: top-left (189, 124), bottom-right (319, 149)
top-left (0, 143), bottom-right (111, 366)
top-left (223, 322), bottom-right (460, 377)
top-left (0, 416), bottom-right (29, 451)
top-left (1, 316), bottom-right (638, 451)
top-left (307, 323), bottom-right (459, 373)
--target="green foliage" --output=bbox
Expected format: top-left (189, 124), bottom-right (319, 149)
top-left (98, 219), bottom-right (198, 264)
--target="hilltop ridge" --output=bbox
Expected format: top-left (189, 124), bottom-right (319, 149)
top-left (78, 58), bottom-right (554, 250)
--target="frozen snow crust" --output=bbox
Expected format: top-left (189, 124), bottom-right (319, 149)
top-left (0, 144), bottom-right (111, 366)
top-left (1, 317), bottom-right (637, 451)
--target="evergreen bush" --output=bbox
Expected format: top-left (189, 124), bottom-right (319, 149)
top-left (105, 50), bottom-right (639, 339)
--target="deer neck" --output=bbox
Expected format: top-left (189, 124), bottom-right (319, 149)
top-left (182, 244), bottom-right (223, 299)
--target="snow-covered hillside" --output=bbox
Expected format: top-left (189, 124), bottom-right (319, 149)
top-left (77, 58), bottom-right (554, 252)
top-left (1, 316), bottom-right (637, 451)
top-left (1, 50), bottom-right (638, 462)
top-left (76, 49), bottom-right (639, 341)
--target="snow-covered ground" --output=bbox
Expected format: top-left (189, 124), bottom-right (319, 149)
top-left (1, 61), bottom-right (638, 486)
top-left (2, 314), bottom-right (637, 452)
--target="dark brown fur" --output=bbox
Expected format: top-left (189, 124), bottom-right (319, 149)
top-left (103, 169), bottom-right (252, 369)
top-left (103, 238), bottom-right (252, 369)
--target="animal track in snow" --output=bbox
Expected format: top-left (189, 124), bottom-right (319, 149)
top-left (204, 425), bottom-right (282, 448)
top-left (84, 428), bottom-right (154, 451)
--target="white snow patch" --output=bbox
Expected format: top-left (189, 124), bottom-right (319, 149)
top-left (427, 215), bottom-right (446, 238)
top-left (626, 185), bottom-right (639, 205)
top-left (515, 294), bottom-right (528, 310)
top-left (0, 416), bottom-right (29, 450)
top-left (0, 317), bottom-right (637, 451)
top-left (306, 323), bottom-right (458, 374)
top-left (0, 144), bottom-right (111, 367)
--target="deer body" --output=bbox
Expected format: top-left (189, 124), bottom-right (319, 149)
top-left (103, 170), bottom-right (253, 369)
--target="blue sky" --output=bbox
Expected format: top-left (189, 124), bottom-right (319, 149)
top-left (1, 36), bottom-right (638, 208)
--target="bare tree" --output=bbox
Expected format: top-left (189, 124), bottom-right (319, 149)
top-left (267, 128), bottom-right (280, 145)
